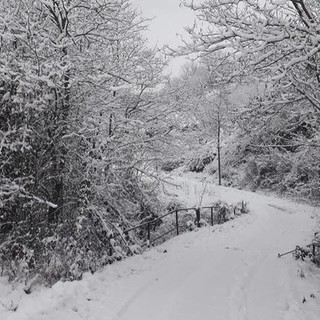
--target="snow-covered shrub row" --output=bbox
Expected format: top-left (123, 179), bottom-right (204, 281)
top-left (216, 103), bottom-right (320, 203)
top-left (187, 155), bottom-right (215, 173)
top-left (0, 175), bottom-right (161, 285)
top-left (233, 147), bottom-right (320, 202)
top-left (160, 159), bottom-right (184, 172)
top-left (185, 142), bottom-right (216, 173)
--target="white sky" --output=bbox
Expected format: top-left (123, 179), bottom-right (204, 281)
top-left (131, 0), bottom-right (197, 76)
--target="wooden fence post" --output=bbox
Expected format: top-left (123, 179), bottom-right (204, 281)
top-left (175, 210), bottom-right (179, 235)
top-left (211, 207), bottom-right (214, 226)
top-left (196, 208), bottom-right (201, 228)
top-left (147, 223), bottom-right (151, 248)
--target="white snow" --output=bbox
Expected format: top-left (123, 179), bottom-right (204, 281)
top-left (1, 172), bottom-right (320, 320)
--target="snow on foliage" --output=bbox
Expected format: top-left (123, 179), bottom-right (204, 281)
top-left (0, 0), bottom-right (168, 285)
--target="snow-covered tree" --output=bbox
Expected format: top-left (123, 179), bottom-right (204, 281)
top-left (179, 0), bottom-right (320, 111)
top-left (0, 0), bottom-right (168, 283)
top-left (171, 0), bottom-right (320, 198)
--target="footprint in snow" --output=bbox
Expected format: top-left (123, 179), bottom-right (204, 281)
top-left (225, 246), bottom-right (244, 251)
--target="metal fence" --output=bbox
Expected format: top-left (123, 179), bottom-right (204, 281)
top-left (123, 206), bottom-right (219, 248)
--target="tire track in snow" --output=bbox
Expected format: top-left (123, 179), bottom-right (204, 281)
top-left (113, 279), bottom-right (156, 320)
top-left (227, 208), bottom-right (274, 320)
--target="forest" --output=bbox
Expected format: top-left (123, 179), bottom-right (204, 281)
top-left (1, 0), bottom-right (320, 286)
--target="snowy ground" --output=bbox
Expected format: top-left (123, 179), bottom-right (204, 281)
top-left (1, 172), bottom-right (320, 320)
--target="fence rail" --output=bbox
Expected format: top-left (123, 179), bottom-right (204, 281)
top-left (123, 206), bottom-right (219, 248)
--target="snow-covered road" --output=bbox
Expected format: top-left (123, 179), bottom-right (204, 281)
top-left (113, 177), bottom-right (319, 320)
top-left (1, 173), bottom-right (320, 320)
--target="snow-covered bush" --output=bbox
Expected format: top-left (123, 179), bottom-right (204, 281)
top-left (220, 113), bottom-right (320, 203)
top-left (182, 140), bottom-right (216, 173)
top-left (187, 154), bottom-right (215, 173)
top-left (160, 160), bottom-right (184, 172)
top-left (186, 220), bottom-right (196, 231)
top-left (239, 160), bottom-right (259, 191)
top-left (312, 233), bottom-right (320, 267)
top-left (209, 200), bottom-right (249, 225)
top-left (294, 233), bottom-right (320, 267)
top-left (0, 243), bottom-right (34, 281)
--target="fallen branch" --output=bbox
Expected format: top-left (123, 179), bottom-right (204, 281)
top-left (278, 246), bottom-right (300, 258)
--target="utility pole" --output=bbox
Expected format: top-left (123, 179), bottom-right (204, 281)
top-left (217, 101), bottom-right (222, 186)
